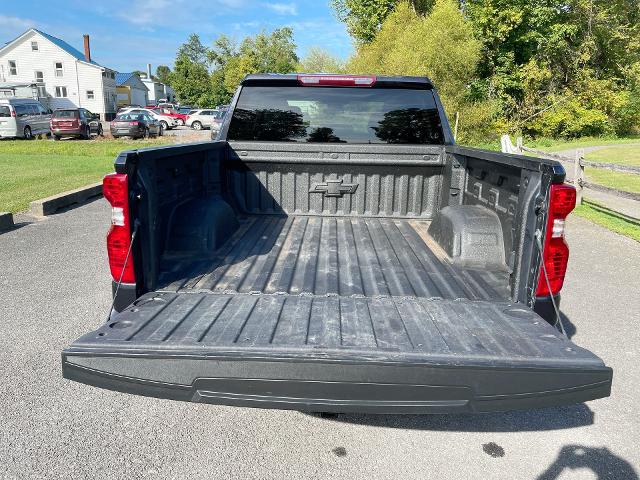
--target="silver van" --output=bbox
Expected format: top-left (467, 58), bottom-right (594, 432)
top-left (0, 98), bottom-right (52, 139)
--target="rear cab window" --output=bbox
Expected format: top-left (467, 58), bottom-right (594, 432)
top-left (53, 110), bottom-right (79, 119)
top-left (227, 85), bottom-right (444, 144)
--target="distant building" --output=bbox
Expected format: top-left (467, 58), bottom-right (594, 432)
top-left (116, 73), bottom-right (149, 107)
top-left (0, 28), bottom-right (118, 119)
top-left (141, 64), bottom-right (175, 105)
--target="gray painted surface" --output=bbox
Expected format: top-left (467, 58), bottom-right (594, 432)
top-left (28, 182), bottom-right (102, 216)
top-left (0, 199), bottom-right (638, 479)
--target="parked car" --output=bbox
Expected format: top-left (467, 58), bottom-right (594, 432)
top-left (147, 103), bottom-right (176, 110)
top-left (210, 109), bottom-right (227, 139)
top-left (63, 73), bottom-right (612, 415)
top-left (186, 109), bottom-right (224, 130)
top-left (117, 104), bottom-right (143, 112)
top-left (119, 107), bottom-right (177, 130)
top-left (50, 108), bottom-right (103, 140)
top-left (0, 98), bottom-right (51, 139)
top-left (152, 107), bottom-right (188, 126)
top-left (110, 112), bottom-right (161, 138)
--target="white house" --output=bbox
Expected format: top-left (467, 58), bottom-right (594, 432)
top-left (141, 63), bottom-right (176, 104)
top-left (0, 29), bottom-right (118, 119)
top-left (116, 72), bottom-right (149, 107)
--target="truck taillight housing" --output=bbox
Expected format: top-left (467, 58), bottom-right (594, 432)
top-left (103, 173), bottom-right (135, 284)
top-left (536, 183), bottom-right (576, 297)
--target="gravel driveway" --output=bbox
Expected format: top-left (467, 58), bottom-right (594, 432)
top-left (0, 200), bottom-right (638, 479)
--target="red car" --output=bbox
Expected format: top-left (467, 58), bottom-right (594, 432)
top-left (148, 106), bottom-right (188, 126)
top-left (50, 108), bottom-right (103, 140)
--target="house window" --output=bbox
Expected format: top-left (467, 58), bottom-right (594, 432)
top-left (37, 86), bottom-right (47, 97)
top-left (55, 86), bottom-right (68, 98)
top-left (8, 61), bottom-right (17, 76)
top-left (35, 71), bottom-right (44, 82)
top-left (31, 41), bottom-right (39, 51)
top-left (86, 90), bottom-right (94, 100)
top-left (54, 62), bottom-right (63, 77)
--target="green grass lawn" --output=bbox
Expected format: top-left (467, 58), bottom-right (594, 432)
top-left (585, 168), bottom-right (640, 194)
top-left (584, 145), bottom-right (640, 166)
top-left (581, 145), bottom-right (640, 194)
top-left (574, 201), bottom-right (640, 242)
top-left (0, 138), bottom-right (172, 213)
top-left (534, 136), bottom-right (640, 152)
top-left (467, 135), bottom-right (640, 152)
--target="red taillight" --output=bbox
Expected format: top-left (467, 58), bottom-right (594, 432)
top-left (103, 173), bottom-right (135, 284)
top-left (297, 74), bottom-right (376, 87)
top-left (536, 184), bottom-right (576, 296)
top-left (11, 108), bottom-right (16, 118)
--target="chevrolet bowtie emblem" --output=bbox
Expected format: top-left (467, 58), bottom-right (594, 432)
top-left (310, 179), bottom-right (359, 197)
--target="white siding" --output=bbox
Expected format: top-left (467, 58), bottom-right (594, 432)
top-left (0, 30), bottom-right (115, 118)
top-left (142, 79), bottom-right (164, 103)
top-left (76, 61), bottom-right (106, 115)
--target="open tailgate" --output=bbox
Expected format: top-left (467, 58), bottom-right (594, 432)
top-left (62, 292), bottom-right (611, 414)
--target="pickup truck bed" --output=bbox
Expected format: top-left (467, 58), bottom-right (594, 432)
top-left (65, 212), bottom-right (608, 414)
top-left (63, 75), bottom-right (612, 414)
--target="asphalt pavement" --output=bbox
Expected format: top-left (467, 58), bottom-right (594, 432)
top-left (0, 199), bottom-right (638, 479)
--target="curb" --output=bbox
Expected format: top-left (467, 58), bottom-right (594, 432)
top-left (29, 182), bottom-right (103, 217)
top-left (0, 212), bottom-right (14, 232)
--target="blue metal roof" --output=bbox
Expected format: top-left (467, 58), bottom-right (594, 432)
top-left (33, 29), bottom-right (103, 67)
top-left (115, 72), bottom-right (135, 85)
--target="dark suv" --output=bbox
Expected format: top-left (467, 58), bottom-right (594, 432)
top-left (50, 108), bottom-right (103, 140)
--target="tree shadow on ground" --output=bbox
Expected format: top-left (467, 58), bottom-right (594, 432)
top-left (537, 445), bottom-right (638, 480)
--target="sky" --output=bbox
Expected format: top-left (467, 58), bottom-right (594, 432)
top-left (0, 0), bottom-right (353, 72)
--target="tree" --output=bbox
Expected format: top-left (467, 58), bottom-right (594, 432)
top-left (177, 33), bottom-right (210, 65)
top-left (348, 0), bottom-right (494, 142)
top-left (155, 65), bottom-right (172, 85)
top-left (213, 28), bottom-right (298, 100)
top-left (296, 47), bottom-right (346, 73)
top-left (336, 0), bottom-right (640, 139)
top-left (349, 1), bottom-right (479, 101)
top-left (330, 0), bottom-right (434, 43)
top-left (459, 0), bottom-right (640, 136)
top-left (132, 70), bottom-right (151, 80)
top-left (170, 53), bottom-right (215, 107)
top-left (171, 28), bottom-right (299, 108)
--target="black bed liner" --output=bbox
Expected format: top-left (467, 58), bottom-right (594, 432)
top-left (159, 216), bottom-right (511, 301)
